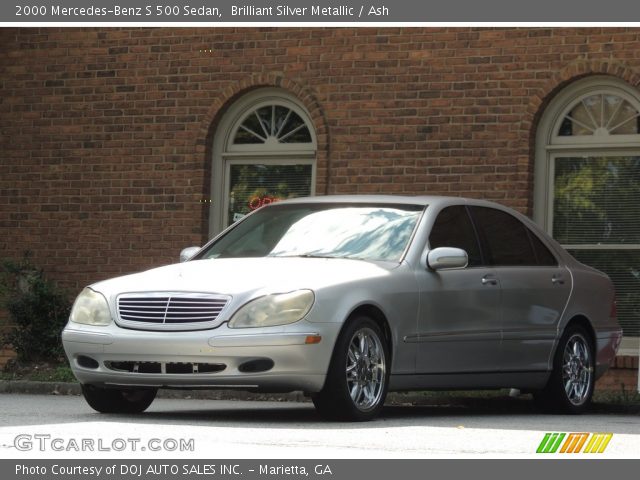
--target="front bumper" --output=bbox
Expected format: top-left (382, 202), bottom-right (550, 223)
top-left (62, 321), bottom-right (342, 393)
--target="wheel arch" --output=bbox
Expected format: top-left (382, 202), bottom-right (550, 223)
top-left (342, 304), bottom-right (394, 364)
top-left (552, 314), bottom-right (597, 368)
top-left (563, 314), bottom-right (596, 348)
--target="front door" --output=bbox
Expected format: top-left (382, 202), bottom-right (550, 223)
top-left (415, 206), bottom-right (503, 374)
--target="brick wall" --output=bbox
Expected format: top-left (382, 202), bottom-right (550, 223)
top-left (596, 356), bottom-right (639, 393)
top-left (3, 27), bottom-right (640, 290)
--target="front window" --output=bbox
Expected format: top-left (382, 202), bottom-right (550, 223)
top-left (429, 206), bottom-right (482, 267)
top-left (199, 203), bottom-right (424, 263)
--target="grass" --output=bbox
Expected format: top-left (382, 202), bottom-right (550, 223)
top-left (1, 361), bottom-right (77, 383)
top-left (594, 389), bottom-right (640, 403)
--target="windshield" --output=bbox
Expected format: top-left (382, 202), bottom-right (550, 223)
top-left (199, 203), bottom-right (424, 262)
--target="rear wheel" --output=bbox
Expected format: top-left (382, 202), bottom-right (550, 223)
top-left (81, 385), bottom-right (157, 414)
top-left (313, 316), bottom-right (389, 421)
top-left (534, 325), bottom-right (594, 414)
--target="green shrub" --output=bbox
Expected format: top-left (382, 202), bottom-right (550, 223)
top-left (0, 254), bottom-right (71, 362)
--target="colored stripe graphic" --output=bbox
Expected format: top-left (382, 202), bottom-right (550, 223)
top-left (560, 433), bottom-right (589, 453)
top-left (583, 433), bottom-right (613, 453)
top-left (537, 433), bottom-right (613, 453)
top-left (537, 433), bottom-right (566, 453)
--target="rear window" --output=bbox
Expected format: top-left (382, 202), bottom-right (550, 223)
top-left (469, 206), bottom-right (537, 266)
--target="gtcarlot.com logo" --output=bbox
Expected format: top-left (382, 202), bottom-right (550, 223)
top-left (536, 432), bottom-right (613, 454)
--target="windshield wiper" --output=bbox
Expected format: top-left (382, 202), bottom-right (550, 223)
top-left (270, 253), bottom-right (364, 260)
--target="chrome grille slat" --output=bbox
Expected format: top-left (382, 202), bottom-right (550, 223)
top-left (116, 293), bottom-right (230, 331)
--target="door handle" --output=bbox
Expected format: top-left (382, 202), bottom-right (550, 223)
top-left (481, 275), bottom-right (498, 286)
top-left (552, 275), bottom-right (565, 285)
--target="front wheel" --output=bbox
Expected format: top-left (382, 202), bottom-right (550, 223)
top-left (313, 316), bottom-right (389, 421)
top-left (81, 385), bottom-right (157, 414)
top-left (534, 325), bottom-right (594, 414)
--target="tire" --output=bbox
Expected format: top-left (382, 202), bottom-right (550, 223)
top-left (313, 316), bottom-right (390, 421)
top-left (81, 384), bottom-right (157, 414)
top-left (534, 325), bottom-right (595, 414)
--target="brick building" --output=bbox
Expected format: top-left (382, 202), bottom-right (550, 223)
top-left (0, 27), bottom-right (638, 389)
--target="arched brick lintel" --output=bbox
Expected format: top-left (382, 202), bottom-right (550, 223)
top-left (520, 59), bottom-right (640, 215)
top-left (194, 73), bottom-right (330, 242)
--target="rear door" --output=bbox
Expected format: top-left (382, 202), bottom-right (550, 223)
top-left (469, 206), bottom-right (572, 372)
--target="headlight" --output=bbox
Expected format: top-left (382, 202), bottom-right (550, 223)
top-left (69, 288), bottom-right (112, 326)
top-left (228, 290), bottom-right (314, 328)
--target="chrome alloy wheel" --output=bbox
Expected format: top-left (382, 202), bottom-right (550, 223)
top-left (345, 327), bottom-right (386, 412)
top-left (562, 333), bottom-right (593, 406)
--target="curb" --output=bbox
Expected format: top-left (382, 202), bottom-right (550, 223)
top-left (0, 380), bottom-right (310, 402)
top-left (0, 380), bottom-right (81, 396)
top-left (2, 381), bottom-right (638, 412)
top-left (0, 380), bottom-right (428, 404)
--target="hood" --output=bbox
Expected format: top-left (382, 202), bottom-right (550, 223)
top-left (90, 257), bottom-right (398, 300)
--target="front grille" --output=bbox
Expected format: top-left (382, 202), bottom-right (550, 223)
top-left (116, 293), bottom-right (230, 331)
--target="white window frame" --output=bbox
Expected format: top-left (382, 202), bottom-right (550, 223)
top-left (210, 88), bottom-right (317, 235)
top-left (534, 76), bottom-right (640, 350)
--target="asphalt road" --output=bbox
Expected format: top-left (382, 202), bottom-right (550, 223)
top-left (1, 393), bottom-right (639, 458)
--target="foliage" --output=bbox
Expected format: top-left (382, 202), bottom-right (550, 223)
top-left (0, 362), bottom-right (76, 383)
top-left (0, 253), bottom-right (71, 362)
top-left (553, 156), bottom-right (640, 336)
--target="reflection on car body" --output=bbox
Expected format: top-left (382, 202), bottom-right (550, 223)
top-left (62, 196), bottom-right (622, 421)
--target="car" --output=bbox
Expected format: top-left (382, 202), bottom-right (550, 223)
top-left (62, 195), bottom-right (622, 421)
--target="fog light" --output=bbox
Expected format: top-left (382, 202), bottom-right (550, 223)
top-left (77, 356), bottom-right (99, 369)
top-left (238, 359), bottom-right (274, 373)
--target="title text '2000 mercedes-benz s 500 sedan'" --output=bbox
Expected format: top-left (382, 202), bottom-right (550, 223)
top-left (62, 196), bottom-right (622, 421)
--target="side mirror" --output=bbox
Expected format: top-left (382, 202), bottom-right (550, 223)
top-left (179, 246), bottom-right (200, 263)
top-left (427, 247), bottom-right (468, 270)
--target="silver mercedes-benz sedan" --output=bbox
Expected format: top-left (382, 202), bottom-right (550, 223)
top-left (62, 195), bottom-right (622, 421)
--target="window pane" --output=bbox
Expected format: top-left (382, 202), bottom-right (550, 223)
top-left (279, 111), bottom-right (312, 143)
top-left (256, 106), bottom-right (273, 137)
top-left (232, 105), bottom-right (312, 145)
top-left (470, 207), bottom-right (536, 266)
top-left (569, 249), bottom-right (640, 337)
top-left (528, 230), bottom-right (558, 266)
top-left (560, 100), bottom-right (596, 136)
top-left (233, 128), bottom-right (264, 144)
top-left (553, 156), bottom-right (640, 245)
top-left (234, 113), bottom-right (267, 144)
top-left (206, 204), bottom-right (423, 262)
top-left (557, 94), bottom-right (640, 136)
top-left (227, 164), bottom-right (312, 225)
top-left (608, 99), bottom-right (637, 134)
top-left (274, 106), bottom-right (290, 135)
top-left (429, 206), bottom-right (482, 267)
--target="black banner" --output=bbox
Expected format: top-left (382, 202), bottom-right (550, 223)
top-left (5, 0), bottom-right (640, 22)
top-left (5, 460), bottom-right (640, 480)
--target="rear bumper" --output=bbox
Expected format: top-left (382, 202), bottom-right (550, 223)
top-left (595, 327), bottom-right (623, 379)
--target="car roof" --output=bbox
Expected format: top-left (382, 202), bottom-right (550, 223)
top-left (277, 194), bottom-right (506, 210)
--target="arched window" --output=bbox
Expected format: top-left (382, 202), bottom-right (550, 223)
top-left (534, 76), bottom-right (640, 342)
top-left (210, 88), bottom-right (317, 234)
